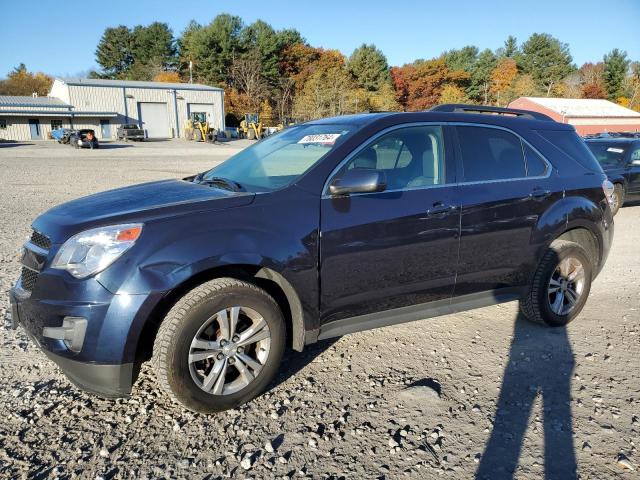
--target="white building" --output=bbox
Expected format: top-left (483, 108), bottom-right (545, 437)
top-left (0, 78), bottom-right (225, 141)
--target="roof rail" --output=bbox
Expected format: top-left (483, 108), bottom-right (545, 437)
top-left (430, 104), bottom-right (554, 122)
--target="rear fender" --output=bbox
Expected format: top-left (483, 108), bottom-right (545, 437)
top-left (531, 194), bottom-right (606, 269)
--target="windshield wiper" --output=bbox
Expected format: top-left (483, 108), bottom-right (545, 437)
top-left (196, 176), bottom-right (243, 192)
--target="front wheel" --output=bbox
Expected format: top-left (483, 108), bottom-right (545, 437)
top-left (152, 278), bottom-right (286, 413)
top-left (520, 240), bottom-right (593, 327)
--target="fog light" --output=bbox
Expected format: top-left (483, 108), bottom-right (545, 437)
top-left (43, 317), bottom-right (87, 353)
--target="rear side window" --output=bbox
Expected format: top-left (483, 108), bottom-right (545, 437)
top-left (537, 130), bottom-right (603, 173)
top-left (523, 144), bottom-right (548, 176)
top-left (456, 126), bottom-right (526, 182)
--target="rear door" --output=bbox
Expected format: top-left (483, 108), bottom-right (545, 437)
top-left (453, 125), bottom-right (558, 297)
top-left (627, 143), bottom-right (640, 195)
top-left (320, 124), bottom-right (460, 323)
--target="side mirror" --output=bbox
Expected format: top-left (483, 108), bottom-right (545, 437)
top-left (328, 169), bottom-right (387, 196)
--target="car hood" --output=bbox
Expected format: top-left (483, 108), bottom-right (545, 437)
top-left (33, 179), bottom-right (255, 243)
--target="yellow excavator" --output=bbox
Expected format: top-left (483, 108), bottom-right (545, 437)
top-left (184, 112), bottom-right (217, 143)
top-left (238, 113), bottom-right (263, 140)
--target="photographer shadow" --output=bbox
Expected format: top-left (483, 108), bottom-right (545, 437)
top-left (476, 313), bottom-right (577, 480)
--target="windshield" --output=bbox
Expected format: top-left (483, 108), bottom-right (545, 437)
top-left (586, 142), bottom-right (630, 167)
top-left (202, 124), bottom-right (352, 192)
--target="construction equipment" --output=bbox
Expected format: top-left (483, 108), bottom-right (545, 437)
top-left (238, 113), bottom-right (263, 140)
top-left (184, 112), bottom-right (217, 143)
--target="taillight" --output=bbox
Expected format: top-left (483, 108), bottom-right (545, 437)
top-left (602, 179), bottom-right (615, 207)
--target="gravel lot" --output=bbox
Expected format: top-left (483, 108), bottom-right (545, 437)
top-left (0, 140), bottom-right (638, 479)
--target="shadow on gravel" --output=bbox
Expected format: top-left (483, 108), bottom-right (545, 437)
top-left (94, 144), bottom-right (134, 150)
top-left (476, 314), bottom-right (577, 480)
top-left (267, 338), bottom-right (338, 392)
top-left (0, 141), bottom-right (33, 148)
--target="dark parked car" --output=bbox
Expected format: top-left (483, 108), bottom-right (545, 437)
top-left (10, 105), bottom-right (614, 413)
top-left (117, 124), bottom-right (145, 141)
top-left (69, 129), bottom-right (99, 149)
top-left (584, 135), bottom-right (640, 215)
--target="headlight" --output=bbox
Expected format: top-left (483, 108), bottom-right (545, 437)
top-left (52, 224), bottom-right (143, 278)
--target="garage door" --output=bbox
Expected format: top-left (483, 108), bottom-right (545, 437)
top-left (188, 103), bottom-right (215, 124)
top-left (138, 102), bottom-right (170, 138)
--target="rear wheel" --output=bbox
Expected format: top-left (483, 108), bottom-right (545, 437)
top-left (520, 240), bottom-right (592, 326)
top-left (152, 278), bottom-right (286, 413)
top-left (610, 184), bottom-right (624, 216)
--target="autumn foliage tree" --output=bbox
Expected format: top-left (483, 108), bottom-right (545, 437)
top-left (0, 64), bottom-right (52, 96)
top-left (391, 59), bottom-right (469, 110)
top-left (490, 58), bottom-right (518, 106)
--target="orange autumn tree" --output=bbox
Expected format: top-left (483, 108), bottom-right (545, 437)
top-left (153, 71), bottom-right (182, 83)
top-left (490, 58), bottom-right (518, 106)
top-left (391, 59), bottom-right (468, 111)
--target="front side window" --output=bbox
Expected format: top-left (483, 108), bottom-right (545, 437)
top-left (204, 124), bottom-right (353, 192)
top-left (631, 147), bottom-right (640, 162)
top-left (457, 126), bottom-right (526, 182)
top-left (342, 125), bottom-right (446, 190)
top-left (585, 142), bottom-right (630, 167)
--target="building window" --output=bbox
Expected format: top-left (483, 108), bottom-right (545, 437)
top-left (51, 120), bottom-right (63, 130)
top-left (0, 119), bottom-right (6, 130)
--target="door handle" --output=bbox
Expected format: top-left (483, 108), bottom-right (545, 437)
top-left (529, 188), bottom-right (551, 199)
top-left (427, 201), bottom-right (456, 215)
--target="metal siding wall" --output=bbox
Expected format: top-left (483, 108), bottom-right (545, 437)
top-left (0, 85), bottom-right (223, 140)
top-left (49, 80), bottom-right (71, 104)
top-left (175, 89), bottom-right (224, 137)
top-left (69, 86), bottom-right (122, 113)
top-left (71, 119), bottom-right (102, 132)
top-left (0, 116), bottom-right (71, 141)
top-left (0, 117), bottom-right (30, 140)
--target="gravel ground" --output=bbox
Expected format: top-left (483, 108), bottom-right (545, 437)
top-left (0, 140), bottom-right (638, 479)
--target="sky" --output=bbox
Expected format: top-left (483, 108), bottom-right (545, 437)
top-left (1, 0), bottom-right (639, 77)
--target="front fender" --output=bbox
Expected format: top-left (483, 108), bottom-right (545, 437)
top-left (98, 192), bottom-right (321, 354)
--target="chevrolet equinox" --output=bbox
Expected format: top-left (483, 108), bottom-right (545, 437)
top-left (10, 104), bottom-right (615, 413)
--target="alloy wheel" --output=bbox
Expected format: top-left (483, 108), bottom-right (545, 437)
top-left (188, 306), bottom-right (271, 395)
top-left (547, 256), bottom-right (586, 316)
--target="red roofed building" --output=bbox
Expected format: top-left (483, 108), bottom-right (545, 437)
top-left (508, 97), bottom-right (640, 136)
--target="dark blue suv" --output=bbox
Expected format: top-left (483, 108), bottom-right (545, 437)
top-left (9, 105), bottom-right (615, 413)
top-left (584, 135), bottom-right (640, 215)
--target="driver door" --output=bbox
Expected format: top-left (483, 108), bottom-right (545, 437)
top-left (319, 124), bottom-right (460, 325)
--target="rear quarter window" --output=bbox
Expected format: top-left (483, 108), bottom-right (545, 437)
top-left (536, 130), bottom-right (603, 173)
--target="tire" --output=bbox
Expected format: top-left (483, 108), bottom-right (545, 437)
top-left (247, 129), bottom-right (256, 140)
top-left (520, 240), bottom-right (592, 327)
top-left (192, 129), bottom-right (203, 142)
top-left (610, 184), bottom-right (624, 216)
top-left (152, 278), bottom-right (286, 413)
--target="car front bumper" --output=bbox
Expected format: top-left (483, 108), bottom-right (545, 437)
top-left (9, 276), bottom-right (162, 397)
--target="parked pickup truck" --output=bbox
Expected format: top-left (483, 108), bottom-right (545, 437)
top-left (117, 124), bottom-right (145, 141)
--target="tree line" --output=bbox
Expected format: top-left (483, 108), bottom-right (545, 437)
top-left (2, 14), bottom-right (638, 125)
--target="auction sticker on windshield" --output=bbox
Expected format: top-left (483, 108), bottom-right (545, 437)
top-left (298, 133), bottom-right (342, 145)
top-left (607, 147), bottom-right (625, 153)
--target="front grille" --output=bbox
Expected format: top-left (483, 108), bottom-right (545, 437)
top-left (30, 230), bottom-right (51, 250)
top-left (21, 267), bottom-right (39, 292)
